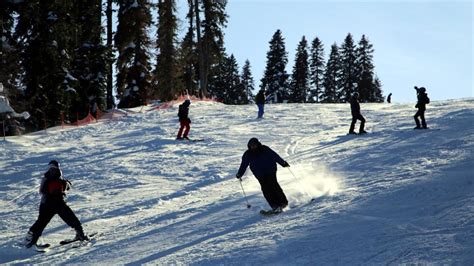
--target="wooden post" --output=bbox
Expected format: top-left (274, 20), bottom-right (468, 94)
top-left (61, 112), bottom-right (64, 129)
top-left (1, 120), bottom-right (5, 141)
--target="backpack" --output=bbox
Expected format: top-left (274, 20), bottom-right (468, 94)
top-left (46, 179), bottom-right (66, 197)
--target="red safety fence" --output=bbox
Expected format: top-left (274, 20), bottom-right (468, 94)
top-left (53, 95), bottom-right (219, 130)
top-left (59, 108), bottom-right (128, 129)
top-left (147, 95), bottom-right (220, 112)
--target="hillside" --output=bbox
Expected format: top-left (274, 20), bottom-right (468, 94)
top-left (1, 99), bottom-right (473, 264)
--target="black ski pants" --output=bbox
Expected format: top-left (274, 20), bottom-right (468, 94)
top-left (29, 199), bottom-right (82, 241)
top-left (414, 108), bottom-right (427, 128)
top-left (256, 172), bottom-right (288, 209)
top-left (349, 113), bottom-right (366, 133)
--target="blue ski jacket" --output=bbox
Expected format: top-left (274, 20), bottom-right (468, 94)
top-left (237, 145), bottom-right (287, 180)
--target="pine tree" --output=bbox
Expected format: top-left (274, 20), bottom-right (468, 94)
top-left (154, 0), bottom-right (180, 101)
top-left (178, 0), bottom-right (199, 97)
top-left (202, 0), bottom-right (228, 99)
top-left (309, 37), bottom-right (325, 103)
top-left (0, 2), bottom-right (22, 109)
top-left (106, 0), bottom-right (115, 109)
top-left (223, 54), bottom-right (244, 104)
top-left (356, 34), bottom-right (375, 103)
top-left (373, 75), bottom-right (384, 103)
top-left (115, 0), bottom-right (153, 108)
top-left (208, 53), bottom-right (242, 104)
top-left (322, 43), bottom-right (341, 103)
top-left (15, 0), bottom-right (77, 129)
top-left (339, 33), bottom-right (358, 102)
top-left (70, 0), bottom-right (107, 119)
top-left (289, 36), bottom-right (309, 103)
top-left (261, 29), bottom-right (289, 103)
top-left (241, 59), bottom-right (255, 103)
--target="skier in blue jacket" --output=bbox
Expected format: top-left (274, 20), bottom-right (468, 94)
top-left (236, 138), bottom-right (289, 212)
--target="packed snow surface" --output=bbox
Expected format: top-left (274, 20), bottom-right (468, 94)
top-left (1, 99), bottom-right (473, 264)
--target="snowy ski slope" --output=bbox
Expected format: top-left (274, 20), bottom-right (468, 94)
top-left (1, 99), bottom-right (473, 264)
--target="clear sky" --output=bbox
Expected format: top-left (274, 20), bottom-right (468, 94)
top-left (178, 0), bottom-right (473, 103)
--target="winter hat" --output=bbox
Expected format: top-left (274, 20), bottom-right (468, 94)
top-left (419, 87), bottom-right (426, 92)
top-left (48, 160), bottom-right (60, 169)
top-left (183, 99), bottom-right (191, 106)
top-left (247, 138), bottom-right (261, 149)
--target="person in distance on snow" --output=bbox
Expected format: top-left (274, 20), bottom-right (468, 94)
top-left (236, 138), bottom-right (289, 212)
top-left (348, 92), bottom-right (367, 135)
top-left (255, 89), bottom-right (266, 119)
top-left (387, 93), bottom-right (392, 103)
top-left (176, 99), bottom-right (191, 140)
top-left (413, 86), bottom-right (430, 129)
top-left (25, 160), bottom-right (88, 248)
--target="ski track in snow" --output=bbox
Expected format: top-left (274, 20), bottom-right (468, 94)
top-left (1, 99), bottom-right (473, 264)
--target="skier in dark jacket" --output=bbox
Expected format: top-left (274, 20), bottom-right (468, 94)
top-left (176, 99), bottom-right (191, 140)
top-left (348, 92), bottom-right (367, 134)
top-left (414, 86), bottom-right (430, 129)
top-left (25, 160), bottom-right (87, 248)
top-left (387, 93), bottom-right (392, 103)
top-left (236, 138), bottom-right (289, 212)
top-left (255, 89), bottom-right (266, 118)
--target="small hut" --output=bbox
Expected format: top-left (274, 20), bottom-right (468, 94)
top-left (0, 95), bottom-right (30, 137)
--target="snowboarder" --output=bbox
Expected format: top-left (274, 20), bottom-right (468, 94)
top-left (176, 99), bottom-right (191, 140)
top-left (236, 138), bottom-right (289, 212)
top-left (25, 160), bottom-right (88, 248)
top-left (348, 92), bottom-right (367, 134)
top-left (387, 93), bottom-right (392, 103)
top-left (255, 89), bottom-right (266, 119)
top-left (414, 86), bottom-right (430, 129)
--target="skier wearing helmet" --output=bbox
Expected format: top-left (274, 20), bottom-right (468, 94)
top-left (348, 92), bottom-right (367, 135)
top-left (236, 138), bottom-right (289, 212)
top-left (176, 99), bottom-right (191, 140)
top-left (25, 160), bottom-right (88, 248)
top-left (414, 86), bottom-right (430, 129)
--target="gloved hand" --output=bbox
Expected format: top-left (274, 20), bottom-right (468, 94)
top-left (64, 179), bottom-right (72, 190)
top-left (282, 161), bottom-right (290, 167)
top-left (187, 118), bottom-right (191, 124)
top-left (236, 173), bottom-right (242, 179)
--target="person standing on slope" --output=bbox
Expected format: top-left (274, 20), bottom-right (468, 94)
top-left (25, 160), bottom-right (88, 248)
top-left (413, 86), bottom-right (430, 129)
top-left (348, 92), bottom-right (367, 135)
top-left (176, 99), bottom-right (191, 140)
top-left (255, 89), bottom-right (266, 119)
top-left (387, 93), bottom-right (392, 103)
top-left (236, 138), bottom-right (289, 212)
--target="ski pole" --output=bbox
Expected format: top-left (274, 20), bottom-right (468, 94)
top-left (287, 167), bottom-right (312, 198)
top-left (288, 167), bottom-right (298, 179)
top-left (239, 179), bottom-right (252, 209)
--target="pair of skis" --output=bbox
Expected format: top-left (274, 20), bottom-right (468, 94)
top-left (33, 232), bottom-right (97, 253)
top-left (259, 198), bottom-right (316, 217)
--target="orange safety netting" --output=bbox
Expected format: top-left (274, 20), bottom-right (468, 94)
top-left (61, 108), bottom-right (127, 129)
top-left (147, 95), bottom-right (220, 112)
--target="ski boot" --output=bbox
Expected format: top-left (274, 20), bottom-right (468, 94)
top-left (74, 227), bottom-right (89, 241)
top-left (25, 231), bottom-right (39, 248)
